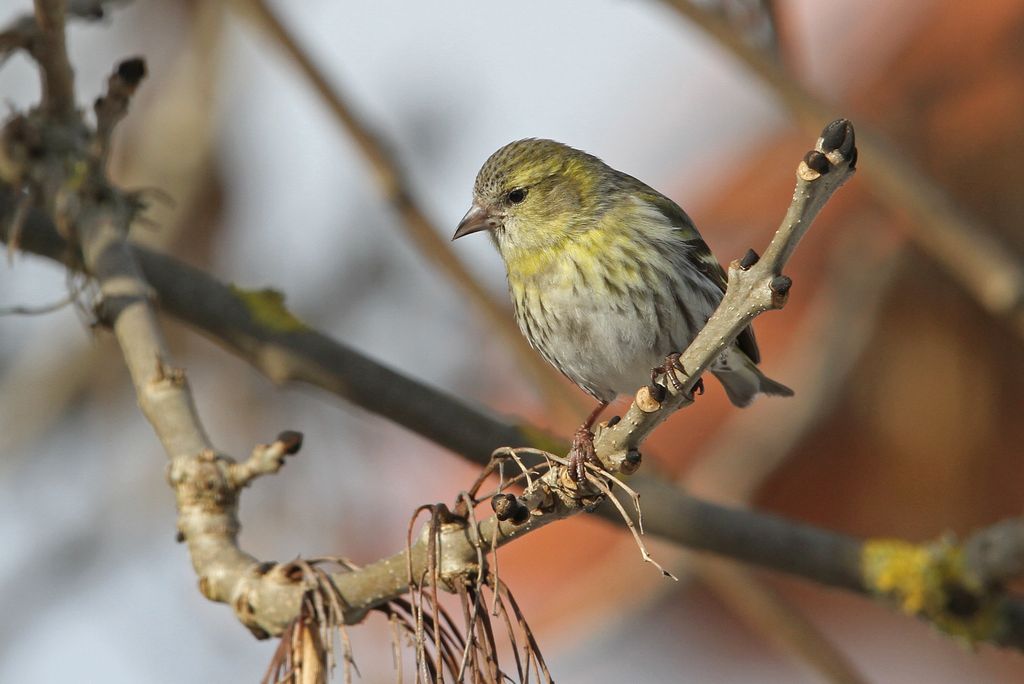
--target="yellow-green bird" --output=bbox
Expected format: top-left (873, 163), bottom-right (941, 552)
top-left (453, 139), bottom-right (792, 479)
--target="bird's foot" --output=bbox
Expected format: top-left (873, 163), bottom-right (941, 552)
top-left (567, 425), bottom-right (600, 482)
top-left (650, 353), bottom-right (704, 398)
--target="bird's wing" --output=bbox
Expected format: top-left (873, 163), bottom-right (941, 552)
top-left (636, 182), bottom-right (763, 365)
top-left (678, 236), bottom-right (761, 364)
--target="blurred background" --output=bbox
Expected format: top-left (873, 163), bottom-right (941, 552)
top-left (1, 0), bottom-right (1023, 681)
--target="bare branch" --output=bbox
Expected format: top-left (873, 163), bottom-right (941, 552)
top-left (92, 56), bottom-right (146, 166)
top-left (964, 518), bottom-right (1024, 588)
top-left (227, 430), bottom-right (304, 488)
top-left (31, 0), bottom-right (77, 119)
top-left (1, 0), bottom-right (111, 64)
top-left (695, 557), bottom-right (869, 684)
top-left (592, 121), bottom-right (857, 471)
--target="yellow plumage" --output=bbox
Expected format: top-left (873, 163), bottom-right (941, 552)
top-left (453, 138), bottom-right (793, 477)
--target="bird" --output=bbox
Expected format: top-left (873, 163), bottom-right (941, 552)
top-left (452, 138), bottom-right (792, 480)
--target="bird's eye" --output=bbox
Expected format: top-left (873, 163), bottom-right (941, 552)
top-left (506, 188), bottom-right (528, 204)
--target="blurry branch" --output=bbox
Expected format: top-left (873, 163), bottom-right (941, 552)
top-left (714, 0), bottom-right (780, 58)
top-left (964, 520), bottom-right (1024, 589)
top-left (0, 4), bottom-right (314, 639)
top-left (30, 0), bottom-right (76, 118)
top-left (108, 0), bottom-right (223, 249)
top-left (228, 0), bottom-right (585, 418)
top-left (681, 236), bottom-right (901, 684)
top-left (695, 557), bottom-right (867, 684)
top-left (0, 1), bottom-right (222, 473)
top-left (0, 289), bottom-right (75, 314)
top-left (0, 327), bottom-right (99, 461)
top-left (662, 0), bottom-right (1024, 340)
top-left (0, 0), bottom-right (111, 64)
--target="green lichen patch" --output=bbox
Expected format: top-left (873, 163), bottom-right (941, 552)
top-left (230, 286), bottom-right (307, 333)
top-left (861, 537), bottom-right (1007, 645)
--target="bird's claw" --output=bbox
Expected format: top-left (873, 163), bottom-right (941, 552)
top-left (650, 353), bottom-right (704, 398)
top-left (568, 426), bottom-right (599, 482)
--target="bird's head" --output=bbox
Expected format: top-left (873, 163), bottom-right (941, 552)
top-left (453, 139), bottom-right (611, 256)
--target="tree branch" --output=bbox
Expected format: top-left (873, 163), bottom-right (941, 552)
top-left (9, 114), bottom-right (1024, 649)
top-left (592, 123), bottom-right (856, 471)
top-left (31, 0), bottom-right (77, 119)
top-left (1, 1), bottom-right (113, 58)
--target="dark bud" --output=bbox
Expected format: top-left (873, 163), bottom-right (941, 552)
top-left (491, 493), bottom-right (517, 520)
top-left (607, 415), bottom-right (621, 428)
top-left (739, 249), bottom-right (760, 270)
top-left (770, 275), bottom-right (793, 297)
top-left (276, 430), bottom-right (303, 455)
top-left (820, 119), bottom-right (851, 152)
top-left (117, 58), bottom-right (147, 86)
top-left (944, 583), bottom-right (981, 618)
top-left (175, 530), bottom-right (185, 543)
top-left (803, 150), bottom-right (831, 175)
top-left (648, 383), bottom-right (666, 403)
top-left (839, 125), bottom-right (856, 158)
top-left (491, 493), bottom-right (529, 524)
top-left (620, 448), bottom-right (643, 475)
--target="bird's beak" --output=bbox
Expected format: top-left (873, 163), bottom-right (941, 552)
top-left (452, 204), bottom-right (494, 240)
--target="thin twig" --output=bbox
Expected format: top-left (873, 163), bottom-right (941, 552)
top-left (93, 57), bottom-right (147, 168)
top-left (587, 471), bottom-right (677, 580)
top-left (0, 291), bottom-right (75, 316)
top-left (31, 0), bottom-right (76, 119)
top-left (696, 557), bottom-right (869, 684)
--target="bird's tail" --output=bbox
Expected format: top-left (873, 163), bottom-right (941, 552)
top-left (712, 353), bottom-right (793, 408)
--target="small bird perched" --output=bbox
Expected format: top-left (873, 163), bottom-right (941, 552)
top-left (453, 139), bottom-right (792, 479)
